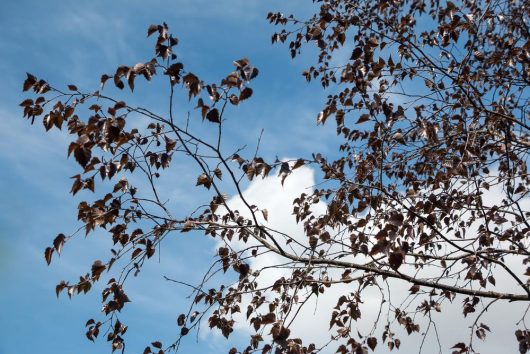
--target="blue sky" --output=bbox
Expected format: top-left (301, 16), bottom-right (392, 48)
top-left (1, 1), bottom-right (527, 354)
top-left (0, 1), bottom-right (341, 353)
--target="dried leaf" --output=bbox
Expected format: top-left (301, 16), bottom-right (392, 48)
top-left (206, 108), bottom-right (220, 123)
top-left (53, 234), bottom-right (66, 255)
top-left (239, 87), bottom-right (253, 101)
top-left (356, 114), bottom-right (370, 124)
top-left (351, 47), bottom-right (363, 60)
top-left (367, 337), bottom-right (377, 351)
top-left (74, 147), bottom-right (92, 168)
top-left (233, 58), bottom-right (249, 69)
top-left (147, 25), bottom-right (159, 37)
top-left (91, 260), bottom-right (106, 281)
top-left (388, 252), bottom-right (404, 270)
top-left (214, 167), bottom-right (222, 180)
top-left (181, 220), bottom-right (195, 232)
top-left (100, 74), bottom-right (110, 89)
top-left (196, 173), bottom-right (211, 189)
top-left (44, 247), bottom-right (53, 265)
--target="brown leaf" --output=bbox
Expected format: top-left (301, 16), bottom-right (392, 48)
top-left (19, 98), bottom-right (33, 107)
top-left (356, 114), bottom-right (370, 124)
top-left (70, 177), bottom-right (83, 195)
top-left (409, 285), bottom-right (420, 294)
top-left (181, 220), bottom-right (195, 232)
top-left (206, 108), bottom-right (220, 123)
top-left (196, 173), bottom-right (211, 189)
top-left (100, 74), bottom-right (110, 89)
top-left (292, 158), bottom-right (305, 170)
top-left (23, 73), bottom-right (37, 91)
top-left (166, 63), bottom-right (183, 85)
top-left (389, 252), bottom-right (404, 270)
top-left (261, 209), bottom-right (269, 221)
top-left (91, 260), bottom-right (106, 280)
top-left (261, 313), bottom-right (276, 324)
top-left (239, 87), bottom-right (253, 101)
top-left (74, 147), bottom-right (92, 168)
top-left (488, 275), bottom-right (496, 286)
top-left (53, 233), bottom-right (66, 255)
top-left (45, 247), bottom-right (54, 265)
top-left (351, 47), bottom-right (363, 60)
top-left (131, 248), bottom-right (142, 259)
top-left (56, 281), bottom-right (67, 297)
top-left (271, 324), bottom-right (290, 342)
top-left (127, 71), bottom-right (136, 92)
top-left (249, 67), bottom-right (259, 80)
top-left (113, 74), bottom-right (124, 90)
top-left (147, 25), bottom-right (159, 37)
top-left (223, 72), bottom-right (240, 88)
top-left (43, 114), bottom-right (54, 131)
top-left (388, 212), bottom-right (404, 226)
top-left (233, 58), bottom-right (249, 69)
top-left (183, 73), bottom-right (201, 99)
top-left (214, 167), bottom-right (222, 180)
top-left (228, 94), bottom-right (239, 105)
top-left (316, 111), bottom-right (327, 125)
top-left (165, 137), bottom-right (176, 153)
top-left (367, 337), bottom-right (377, 351)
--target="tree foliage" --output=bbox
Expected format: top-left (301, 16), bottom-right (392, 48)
top-left (20, 0), bottom-right (530, 353)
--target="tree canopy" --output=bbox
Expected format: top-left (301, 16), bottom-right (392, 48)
top-left (20, 0), bottom-right (530, 353)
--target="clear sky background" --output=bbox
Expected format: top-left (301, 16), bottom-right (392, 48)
top-left (0, 1), bottom-right (526, 354)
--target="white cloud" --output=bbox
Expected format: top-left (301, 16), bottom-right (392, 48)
top-left (200, 163), bottom-right (529, 353)
top-left (205, 165), bottom-right (379, 348)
